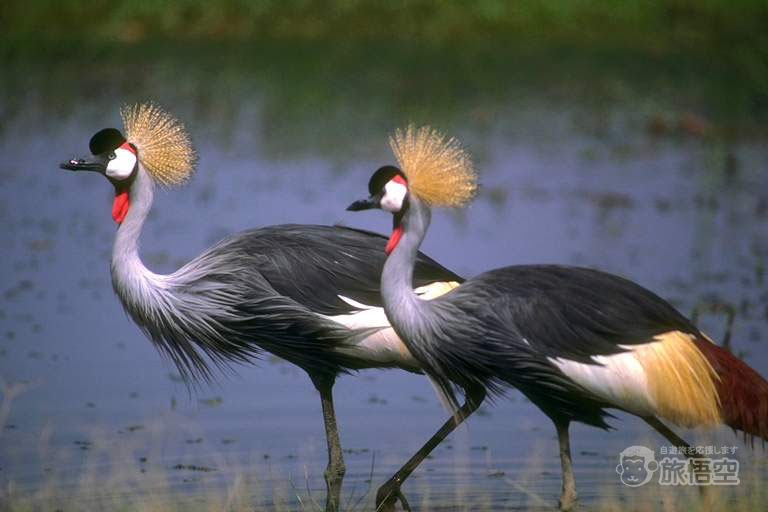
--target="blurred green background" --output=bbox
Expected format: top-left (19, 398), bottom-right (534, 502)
top-left (3, 0), bottom-right (767, 51)
top-left (2, 0), bottom-right (767, 135)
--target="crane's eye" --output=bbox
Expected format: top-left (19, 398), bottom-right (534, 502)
top-left (108, 152), bottom-right (116, 160)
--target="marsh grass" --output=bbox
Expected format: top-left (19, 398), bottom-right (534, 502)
top-left (2, 409), bottom-right (767, 511)
top-left (3, 376), bottom-right (767, 511)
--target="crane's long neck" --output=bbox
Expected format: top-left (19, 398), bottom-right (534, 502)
top-left (381, 195), bottom-right (436, 338)
top-left (111, 166), bottom-right (167, 307)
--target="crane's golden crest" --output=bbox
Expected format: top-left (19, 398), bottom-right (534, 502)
top-left (390, 124), bottom-right (477, 208)
top-left (121, 103), bottom-right (197, 187)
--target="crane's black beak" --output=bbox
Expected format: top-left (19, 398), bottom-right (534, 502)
top-left (60, 154), bottom-right (107, 173)
top-left (346, 196), bottom-right (380, 211)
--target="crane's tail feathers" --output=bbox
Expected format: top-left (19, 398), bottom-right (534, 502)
top-left (426, 374), bottom-right (461, 414)
top-left (693, 337), bottom-right (768, 443)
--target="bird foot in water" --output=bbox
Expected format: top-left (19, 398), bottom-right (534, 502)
top-left (375, 484), bottom-right (411, 512)
top-left (558, 490), bottom-right (578, 511)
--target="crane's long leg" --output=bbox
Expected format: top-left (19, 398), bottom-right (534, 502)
top-left (375, 385), bottom-right (487, 512)
top-left (643, 416), bottom-right (709, 500)
top-left (644, 416), bottom-right (691, 450)
top-left (553, 419), bottom-right (577, 511)
top-left (310, 373), bottom-right (346, 512)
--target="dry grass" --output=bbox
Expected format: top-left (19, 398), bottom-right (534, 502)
top-left (2, 377), bottom-right (766, 511)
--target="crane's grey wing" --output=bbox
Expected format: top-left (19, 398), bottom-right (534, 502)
top-left (213, 224), bottom-right (462, 315)
top-left (414, 264), bottom-right (704, 426)
top-left (152, 224), bottom-right (461, 382)
top-left (468, 265), bottom-right (699, 363)
top-left (132, 251), bottom-right (355, 381)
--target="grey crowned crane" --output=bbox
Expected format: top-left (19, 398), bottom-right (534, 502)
top-left (347, 125), bottom-right (768, 511)
top-left (59, 104), bottom-right (463, 512)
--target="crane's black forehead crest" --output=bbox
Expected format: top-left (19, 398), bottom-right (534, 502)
top-left (368, 165), bottom-right (406, 195)
top-left (89, 128), bottom-right (126, 155)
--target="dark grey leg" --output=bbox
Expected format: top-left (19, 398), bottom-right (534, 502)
top-left (643, 416), bottom-right (708, 499)
top-left (375, 385), bottom-right (487, 512)
top-left (311, 374), bottom-right (346, 512)
top-left (554, 419), bottom-right (578, 511)
top-left (644, 416), bottom-right (691, 449)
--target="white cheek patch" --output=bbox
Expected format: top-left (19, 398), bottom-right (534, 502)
top-left (381, 180), bottom-right (407, 213)
top-left (106, 148), bottom-right (137, 180)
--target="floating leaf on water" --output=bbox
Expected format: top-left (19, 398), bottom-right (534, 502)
top-left (4, 280), bottom-right (34, 300)
top-left (367, 394), bottom-right (388, 405)
top-left (73, 440), bottom-right (92, 450)
top-left (28, 239), bottom-right (54, 252)
top-left (484, 186), bottom-right (509, 208)
top-left (198, 396), bottom-right (223, 407)
top-left (343, 448), bottom-right (370, 455)
top-left (173, 464), bottom-right (215, 472)
top-left (27, 350), bottom-right (44, 360)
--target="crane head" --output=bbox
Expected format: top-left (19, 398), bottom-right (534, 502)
top-left (60, 127), bottom-right (138, 223)
top-left (346, 165), bottom-right (408, 214)
top-left (60, 127), bottom-right (138, 180)
top-left (347, 165), bottom-right (409, 255)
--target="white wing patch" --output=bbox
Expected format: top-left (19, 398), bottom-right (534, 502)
top-left (549, 345), bottom-right (658, 417)
top-left (326, 281), bottom-right (460, 370)
top-left (338, 295), bottom-right (380, 311)
top-left (326, 296), bottom-right (415, 368)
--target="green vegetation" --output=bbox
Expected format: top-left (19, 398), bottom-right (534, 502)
top-left (2, 1), bottom-right (766, 133)
top-left (2, 0), bottom-right (766, 51)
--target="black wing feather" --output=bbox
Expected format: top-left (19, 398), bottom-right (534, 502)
top-left (215, 224), bottom-right (462, 315)
top-left (143, 224), bottom-right (462, 380)
top-left (468, 265), bottom-right (699, 363)
top-left (405, 264), bottom-right (699, 427)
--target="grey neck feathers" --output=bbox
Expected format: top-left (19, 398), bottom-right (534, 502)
top-left (108, 164), bottom-right (250, 380)
top-left (111, 166), bottom-right (168, 311)
top-left (381, 195), bottom-right (435, 339)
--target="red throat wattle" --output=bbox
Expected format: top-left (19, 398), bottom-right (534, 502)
top-left (112, 142), bottom-right (136, 224)
top-left (385, 224), bottom-right (404, 255)
top-left (112, 191), bottom-right (130, 224)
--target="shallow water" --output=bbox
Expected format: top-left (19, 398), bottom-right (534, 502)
top-left (1, 43), bottom-right (767, 510)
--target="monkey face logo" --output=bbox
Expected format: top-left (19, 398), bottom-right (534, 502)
top-left (616, 446), bottom-right (658, 487)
